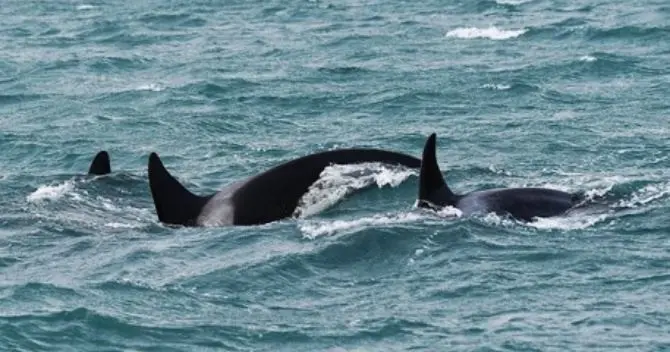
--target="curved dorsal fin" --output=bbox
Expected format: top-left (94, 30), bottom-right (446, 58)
top-left (147, 153), bottom-right (211, 226)
top-left (88, 151), bottom-right (111, 175)
top-left (418, 133), bottom-right (457, 208)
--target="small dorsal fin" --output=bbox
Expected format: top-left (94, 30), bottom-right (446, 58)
top-left (88, 151), bottom-right (111, 175)
top-left (418, 133), bottom-right (457, 208)
top-left (147, 152), bottom-right (211, 226)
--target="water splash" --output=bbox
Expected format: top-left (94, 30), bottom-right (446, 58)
top-left (528, 213), bottom-right (609, 230)
top-left (446, 27), bottom-right (527, 40)
top-left (135, 83), bottom-right (164, 92)
top-left (615, 182), bottom-right (670, 208)
top-left (294, 163), bottom-right (416, 219)
top-left (579, 55), bottom-right (597, 62)
top-left (482, 83), bottom-right (512, 91)
top-left (26, 181), bottom-right (75, 202)
top-left (76, 4), bottom-right (95, 11)
top-left (495, 0), bottom-right (533, 4)
top-left (298, 212), bottom-right (426, 239)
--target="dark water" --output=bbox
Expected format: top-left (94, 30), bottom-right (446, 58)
top-left (1, 0), bottom-right (669, 351)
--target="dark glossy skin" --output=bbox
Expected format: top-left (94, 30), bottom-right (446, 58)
top-left (453, 187), bottom-right (579, 221)
top-left (417, 133), bottom-right (582, 221)
top-left (148, 148), bottom-right (421, 227)
top-left (88, 151), bottom-right (111, 175)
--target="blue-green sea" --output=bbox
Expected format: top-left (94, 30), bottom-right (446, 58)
top-left (1, 0), bottom-right (669, 351)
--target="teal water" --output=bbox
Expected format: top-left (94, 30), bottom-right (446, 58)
top-left (1, 0), bottom-right (669, 350)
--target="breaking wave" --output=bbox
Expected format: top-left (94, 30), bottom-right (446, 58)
top-left (446, 26), bottom-right (527, 40)
top-left (294, 162), bottom-right (416, 218)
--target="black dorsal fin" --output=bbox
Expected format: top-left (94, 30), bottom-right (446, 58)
top-left (418, 133), bottom-right (457, 209)
top-left (88, 151), bottom-right (111, 175)
top-left (147, 152), bottom-right (211, 226)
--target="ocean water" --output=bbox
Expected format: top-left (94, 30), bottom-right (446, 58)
top-left (1, 0), bottom-right (669, 350)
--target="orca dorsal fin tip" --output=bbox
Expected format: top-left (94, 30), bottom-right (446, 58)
top-left (88, 151), bottom-right (111, 175)
top-left (148, 152), bottom-right (163, 171)
top-left (423, 133), bottom-right (437, 160)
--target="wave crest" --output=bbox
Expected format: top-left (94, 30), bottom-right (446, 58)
top-left (446, 26), bottom-right (527, 40)
top-left (298, 212), bottom-right (426, 239)
top-left (294, 163), bottom-right (416, 219)
top-left (26, 181), bottom-right (76, 202)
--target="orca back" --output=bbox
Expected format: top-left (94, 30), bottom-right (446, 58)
top-left (459, 188), bottom-right (578, 221)
top-left (231, 148), bottom-right (421, 225)
top-left (147, 148), bottom-right (419, 227)
top-left (417, 133), bottom-right (582, 222)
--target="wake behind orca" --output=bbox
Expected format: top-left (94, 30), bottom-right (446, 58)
top-left (417, 133), bottom-right (584, 222)
top-left (148, 148), bottom-right (421, 227)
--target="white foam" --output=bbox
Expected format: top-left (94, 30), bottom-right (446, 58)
top-left (136, 83), bottom-right (164, 92)
top-left (27, 181), bottom-right (75, 202)
top-left (76, 4), bottom-right (95, 10)
top-left (495, 0), bottom-right (532, 4)
top-left (487, 165), bottom-right (513, 176)
top-left (479, 210), bottom-right (607, 230)
top-left (529, 214), bottom-right (609, 230)
top-left (105, 222), bottom-right (141, 229)
top-left (482, 83), bottom-right (512, 91)
top-left (100, 198), bottom-right (121, 211)
top-left (436, 206), bottom-right (464, 218)
top-left (298, 212), bottom-right (425, 239)
top-left (480, 212), bottom-right (519, 227)
top-left (579, 55), bottom-right (597, 62)
top-left (615, 182), bottom-right (670, 208)
top-left (584, 182), bottom-right (614, 200)
top-left (294, 163), bottom-right (416, 218)
top-left (446, 27), bottom-right (527, 40)
top-left (414, 202), bottom-right (463, 219)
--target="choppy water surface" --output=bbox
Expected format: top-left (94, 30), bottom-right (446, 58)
top-left (1, 0), bottom-right (669, 350)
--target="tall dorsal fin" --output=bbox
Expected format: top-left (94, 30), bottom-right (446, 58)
top-left (88, 151), bottom-right (111, 175)
top-left (418, 133), bottom-right (458, 209)
top-left (147, 153), bottom-right (211, 226)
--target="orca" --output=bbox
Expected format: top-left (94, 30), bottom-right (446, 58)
top-left (417, 133), bottom-right (583, 221)
top-left (148, 148), bottom-right (421, 227)
top-left (88, 151), bottom-right (111, 175)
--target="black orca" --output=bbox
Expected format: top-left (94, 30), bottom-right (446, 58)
top-left (148, 148), bottom-right (421, 227)
top-left (88, 151), bottom-right (111, 175)
top-left (417, 133), bottom-right (583, 221)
